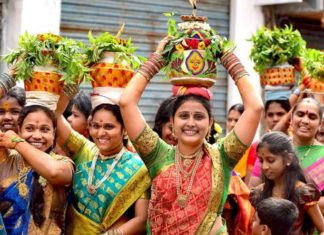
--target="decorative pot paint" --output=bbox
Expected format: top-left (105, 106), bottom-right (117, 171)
top-left (90, 52), bottom-right (134, 88)
top-left (168, 18), bottom-right (218, 88)
top-left (25, 64), bottom-right (63, 110)
top-left (260, 63), bottom-right (295, 88)
top-left (89, 52), bottom-right (134, 107)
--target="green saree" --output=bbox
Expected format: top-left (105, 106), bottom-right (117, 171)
top-left (63, 131), bottom-right (151, 234)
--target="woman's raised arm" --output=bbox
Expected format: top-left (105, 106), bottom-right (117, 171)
top-left (55, 85), bottom-right (79, 147)
top-left (220, 52), bottom-right (263, 145)
top-left (0, 130), bottom-right (73, 185)
top-left (119, 37), bottom-right (171, 141)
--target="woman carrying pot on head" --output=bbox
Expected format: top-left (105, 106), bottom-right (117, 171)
top-left (119, 36), bottom-right (263, 234)
top-left (55, 87), bottom-right (151, 235)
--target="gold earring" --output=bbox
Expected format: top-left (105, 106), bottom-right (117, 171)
top-left (206, 130), bottom-right (211, 140)
top-left (171, 126), bottom-right (176, 137)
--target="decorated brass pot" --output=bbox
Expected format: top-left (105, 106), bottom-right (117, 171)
top-left (166, 15), bottom-right (222, 88)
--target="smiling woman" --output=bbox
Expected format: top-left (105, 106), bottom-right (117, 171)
top-left (0, 105), bottom-right (74, 234)
top-left (0, 86), bottom-right (26, 133)
top-left (291, 98), bottom-right (324, 215)
top-left (119, 35), bottom-right (263, 234)
top-left (55, 94), bottom-right (150, 235)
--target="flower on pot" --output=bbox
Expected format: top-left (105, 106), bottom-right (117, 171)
top-left (161, 12), bottom-right (235, 88)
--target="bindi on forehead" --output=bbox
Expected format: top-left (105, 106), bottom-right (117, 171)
top-left (1, 101), bottom-right (11, 111)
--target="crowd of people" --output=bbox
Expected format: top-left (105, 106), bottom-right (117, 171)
top-left (0, 35), bottom-right (323, 235)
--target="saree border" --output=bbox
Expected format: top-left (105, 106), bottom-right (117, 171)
top-left (196, 144), bottom-right (224, 234)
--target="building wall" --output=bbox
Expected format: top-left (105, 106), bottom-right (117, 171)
top-left (60, 0), bottom-right (231, 127)
top-left (0, 0), bottom-right (61, 73)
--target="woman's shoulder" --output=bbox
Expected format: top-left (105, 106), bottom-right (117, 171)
top-left (49, 152), bottom-right (74, 165)
top-left (123, 149), bottom-right (145, 163)
top-left (295, 181), bottom-right (321, 205)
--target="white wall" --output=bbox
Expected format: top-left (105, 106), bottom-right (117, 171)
top-left (228, 0), bottom-right (265, 138)
top-left (228, 0), bottom-right (264, 109)
top-left (1, 0), bottom-right (61, 72)
top-left (21, 0), bottom-right (61, 35)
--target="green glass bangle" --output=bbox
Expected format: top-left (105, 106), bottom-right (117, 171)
top-left (11, 136), bottom-right (26, 143)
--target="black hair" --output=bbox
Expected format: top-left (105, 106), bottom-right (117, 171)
top-left (17, 105), bottom-right (60, 228)
top-left (256, 131), bottom-right (313, 234)
top-left (228, 103), bottom-right (244, 115)
top-left (256, 197), bottom-right (298, 235)
top-left (63, 100), bottom-right (73, 119)
top-left (2, 86), bottom-right (26, 107)
top-left (72, 91), bottom-right (92, 119)
top-left (292, 97), bottom-right (323, 121)
top-left (153, 96), bottom-right (176, 137)
top-left (91, 103), bottom-right (127, 146)
top-left (265, 99), bottom-right (290, 113)
top-left (172, 94), bottom-right (212, 119)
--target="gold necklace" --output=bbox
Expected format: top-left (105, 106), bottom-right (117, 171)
top-left (175, 146), bottom-right (203, 177)
top-left (175, 146), bottom-right (204, 208)
top-left (87, 148), bottom-right (125, 195)
top-left (13, 151), bottom-right (31, 198)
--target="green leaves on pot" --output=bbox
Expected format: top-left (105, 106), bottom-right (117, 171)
top-left (2, 32), bottom-right (90, 84)
top-left (303, 48), bottom-right (324, 81)
top-left (85, 31), bottom-right (146, 69)
top-left (163, 12), bottom-right (179, 37)
top-left (249, 25), bottom-right (306, 73)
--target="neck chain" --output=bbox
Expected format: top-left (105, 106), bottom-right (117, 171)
top-left (175, 145), bottom-right (204, 208)
top-left (176, 146), bottom-right (203, 177)
top-left (12, 151), bottom-right (31, 198)
top-left (87, 147), bottom-right (125, 195)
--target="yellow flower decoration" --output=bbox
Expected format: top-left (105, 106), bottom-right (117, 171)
top-left (175, 44), bottom-right (184, 52)
top-left (198, 41), bottom-right (206, 50)
top-left (214, 122), bottom-right (223, 135)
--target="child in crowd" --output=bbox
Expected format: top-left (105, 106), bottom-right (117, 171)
top-left (250, 132), bottom-right (324, 234)
top-left (252, 197), bottom-right (298, 235)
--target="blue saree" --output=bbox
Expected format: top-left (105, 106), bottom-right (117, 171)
top-left (0, 170), bottom-right (33, 235)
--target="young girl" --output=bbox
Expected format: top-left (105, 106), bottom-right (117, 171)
top-left (250, 132), bottom-right (324, 235)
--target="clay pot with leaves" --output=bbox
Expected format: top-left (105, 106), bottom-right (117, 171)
top-left (85, 27), bottom-right (145, 90)
top-left (2, 33), bottom-right (89, 108)
top-left (249, 26), bottom-right (306, 88)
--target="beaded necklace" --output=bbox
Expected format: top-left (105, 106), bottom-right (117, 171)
top-left (87, 148), bottom-right (125, 195)
top-left (175, 145), bottom-right (204, 208)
